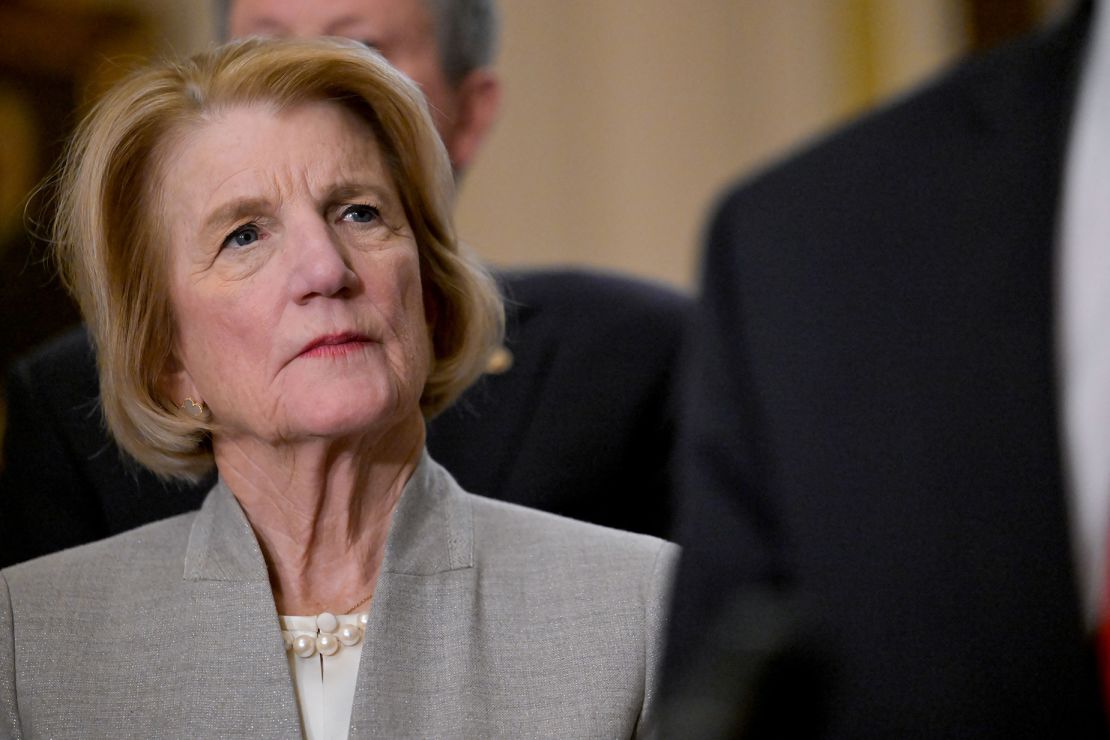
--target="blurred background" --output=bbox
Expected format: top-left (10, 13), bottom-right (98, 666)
top-left (0, 0), bottom-right (1074, 440)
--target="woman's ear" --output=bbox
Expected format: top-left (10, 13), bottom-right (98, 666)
top-left (159, 351), bottom-right (201, 409)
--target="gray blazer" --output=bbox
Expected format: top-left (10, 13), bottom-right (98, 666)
top-left (0, 453), bottom-right (677, 738)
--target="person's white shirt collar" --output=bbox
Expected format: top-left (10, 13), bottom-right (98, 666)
top-left (1058, 0), bottom-right (1110, 629)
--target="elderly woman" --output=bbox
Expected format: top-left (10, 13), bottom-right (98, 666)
top-left (0, 39), bottom-right (676, 738)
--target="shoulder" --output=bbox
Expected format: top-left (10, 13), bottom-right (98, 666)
top-left (490, 268), bottom-right (690, 374)
top-left (496, 267), bottom-right (690, 329)
top-left (465, 491), bottom-right (678, 588)
top-left (1, 511), bottom-right (196, 605)
top-left (714, 8), bottom-right (1086, 233)
top-left (5, 325), bottom-right (96, 405)
top-left (8, 325), bottom-right (94, 383)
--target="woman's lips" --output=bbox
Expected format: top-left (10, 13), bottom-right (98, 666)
top-left (297, 332), bottom-right (373, 358)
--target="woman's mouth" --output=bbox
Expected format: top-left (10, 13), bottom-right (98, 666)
top-left (298, 332), bottom-right (373, 358)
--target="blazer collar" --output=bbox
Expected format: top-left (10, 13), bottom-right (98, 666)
top-left (182, 450), bottom-right (475, 584)
top-left (182, 477), bottom-right (269, 583)
top-left (177, 452), bottom-right (478, 737)
top-left (379, 450), bottom-right (475, 575)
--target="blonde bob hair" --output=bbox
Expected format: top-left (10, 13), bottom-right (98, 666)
top-left (51, 37), bottom-right (504, 481)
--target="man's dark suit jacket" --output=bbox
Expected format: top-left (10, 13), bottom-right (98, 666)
top-left (0, 268), bottom-right (688, 567)
top-left (663, 4), bottom-right (1108, 738)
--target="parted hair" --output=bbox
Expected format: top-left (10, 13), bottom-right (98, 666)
top-left (51, 37), bottom-right (504, 481)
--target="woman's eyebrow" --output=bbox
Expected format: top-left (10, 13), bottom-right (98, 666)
top-left (202, 197), bottom-right (272, 234)
top-left (328, 182), bottom-right (394, 203)
top-left (200, 182), bottom-right (393, 232)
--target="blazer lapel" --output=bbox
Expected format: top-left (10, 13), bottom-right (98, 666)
top-left (348, 454), bottom-right (478, 738)
top-left (180, 481), bottom-right (306, 738)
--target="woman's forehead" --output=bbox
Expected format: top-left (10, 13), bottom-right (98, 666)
top-left (160, 101), bottom-right (392, 207)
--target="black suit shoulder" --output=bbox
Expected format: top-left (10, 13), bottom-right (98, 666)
top-left (496, 268), bottom-right (689, 376)
top-left (1, 328), bottom-right (109, 564)
top-left (430, 268), bottom-right (690, 538)
top-left (715, 7), bottom-right (1085, 247)
top-left (0, 328), bottom-right (211, 567)
top-left (692, 8), bottom-right (1085, 482)
top-left (499, 267), bottom-right (689, 316)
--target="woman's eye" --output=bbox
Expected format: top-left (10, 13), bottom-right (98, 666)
top-left (223, 224), bottom-right (261, 249)
top-left (341, 205), bottom-right (380, 224)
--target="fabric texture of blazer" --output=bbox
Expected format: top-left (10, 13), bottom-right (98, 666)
top-left (0, 268), bottom-right (688, 568)
top-left (0, 453), bottom-right (677, 738)
top-left (662, 3), bottom-right (1107, 738)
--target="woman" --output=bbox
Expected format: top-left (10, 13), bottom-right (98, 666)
top-left (0, 38), bottom-right (676, 739)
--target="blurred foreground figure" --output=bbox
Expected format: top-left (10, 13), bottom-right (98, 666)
top-left (0, 0), bottom-right (688, 567)
top-left (662, 1), bottom-right (1110, 736)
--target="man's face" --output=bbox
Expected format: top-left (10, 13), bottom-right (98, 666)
top-left (228, 0), bottom-right (458, 151)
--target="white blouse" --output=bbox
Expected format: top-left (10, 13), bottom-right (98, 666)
top-left (280, 612), bottom-right (370, 740)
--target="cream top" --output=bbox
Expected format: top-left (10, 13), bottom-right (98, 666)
top-left (280, 612), bottom-right (369, 740)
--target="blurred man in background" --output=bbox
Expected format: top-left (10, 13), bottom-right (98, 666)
top-left (0, 0), bottom-right (688, 566)
top-left (228, 0), bottom-right (498, 177)
top-left (663, 0), bottom-right (1109, 736)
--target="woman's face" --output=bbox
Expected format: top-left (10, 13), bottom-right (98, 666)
top-left (158, 100), bottom-right (431, 446)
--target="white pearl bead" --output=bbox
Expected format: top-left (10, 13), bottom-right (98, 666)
top-left (316, 612), bottom-right (339, 633)
top-left (358, 613), bottom-right (370, 627)
top-left (316, 633), bottom-right (339, 656)
top-left (293, 634), bottom-right (316, 658)
top-left (337, 624), bottom-right (362, 646)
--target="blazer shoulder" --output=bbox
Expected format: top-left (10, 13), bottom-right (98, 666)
top-left (466, 492), bottom-right (678, 582)
top-left (2, 510), bottom-right (197, 598)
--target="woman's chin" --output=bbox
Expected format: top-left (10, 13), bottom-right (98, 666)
top-left (286, 398), bottom-right (414, 443)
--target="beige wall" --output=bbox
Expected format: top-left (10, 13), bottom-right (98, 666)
top-left (458, 0), bottom-right (968, 290)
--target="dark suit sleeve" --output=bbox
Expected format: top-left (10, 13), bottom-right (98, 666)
top-left (0, 353), bottom-right (110, 567)
top-left (428, 270), bottom-right (689, 539)
top-left (663, 191), bottom-right (786, 679)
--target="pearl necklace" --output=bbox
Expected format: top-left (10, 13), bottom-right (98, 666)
top-left (282, 611), bottom-right (371, 659)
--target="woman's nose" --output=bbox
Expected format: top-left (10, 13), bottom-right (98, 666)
top-left (289, 218), bottom-right (359, 303)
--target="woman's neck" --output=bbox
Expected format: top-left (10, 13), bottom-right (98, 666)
top-left (213, 411), bottom-right (425, 616)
